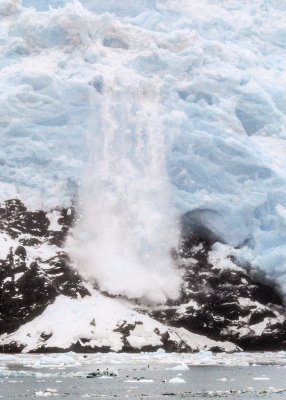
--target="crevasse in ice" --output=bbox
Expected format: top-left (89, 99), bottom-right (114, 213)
top-left (1, 0), bottom-right (286, 289)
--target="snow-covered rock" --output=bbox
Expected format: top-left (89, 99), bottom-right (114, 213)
top-left (0, 292), bottom-right (238, 353)
top-left (1, 0), bottom-right (286, 352)
top-left (0, 199), bottom-right (239, 353)
top-left (0, 199), bottom-right (89, 337)
top-left (0, 199), bottom-right (285, 352)
top-left (148, 236), bottom-right (286, 351)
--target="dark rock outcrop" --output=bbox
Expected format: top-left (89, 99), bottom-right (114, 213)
top-left (0, 199), bottom-right (286, 352)
top-left (0, 200), bottom-right (89, 336)
top-left (146, 237), bottom-right (286, 351)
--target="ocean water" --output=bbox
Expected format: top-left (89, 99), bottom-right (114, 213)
top-left (1, 352), bottom-right (286, 399)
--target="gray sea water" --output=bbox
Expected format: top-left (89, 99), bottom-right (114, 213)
top-left (1, 352), bottom-right (286, 399)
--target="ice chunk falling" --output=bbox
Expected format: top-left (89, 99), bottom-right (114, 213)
top-left (69, 70), bottom-right (181, 302)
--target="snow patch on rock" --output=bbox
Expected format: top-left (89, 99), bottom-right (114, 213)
top-left (0, 292), bottom-right (239, 353)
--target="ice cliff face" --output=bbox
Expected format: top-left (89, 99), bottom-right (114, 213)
top-left (1, 0), bottom-right (286, 352)
top-left (1, 0), bottom-right (286, 291)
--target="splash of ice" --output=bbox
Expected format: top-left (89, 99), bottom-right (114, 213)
top-left (69, 70), bottom-right (181, 303)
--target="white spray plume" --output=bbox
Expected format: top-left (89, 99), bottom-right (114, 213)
top-left (68, 68), bottom-right (181, 303)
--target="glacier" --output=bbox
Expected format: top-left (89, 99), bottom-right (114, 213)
top-left (0, 0), bottom-right (286, 294)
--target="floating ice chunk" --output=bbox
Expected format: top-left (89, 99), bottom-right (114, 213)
top-left (31, 360), bottom-right (42, 369)
top-left (167, 363), bottom-right (189, 371)
top-left (46, 389), bottom-right (57, 393)
top-left (197, 350), bottom-right (213, 357)
top-left (0, 355), bottom-right (17, 361)
top-left (38, 354), bottom-right (78, 366)
top-left (169, 377), bottom-right (186, 383)
top-left (155, 348), bottom-right (165, 354)
top-left (124, 379), bottom-right (153, 383)
top-left (0, 370), bottom-right (57, 378)
top-left (253, 376), bottom-right (270, 380)
top-left (35, 390), bottom-right (57, 397)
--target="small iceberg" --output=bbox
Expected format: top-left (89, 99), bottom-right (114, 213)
top-left (253, 376), bottom-right (270, 381)
top-left (167, 362), bottom-right (189, 371)
top-left (86, 368), bottom-right (117, 378)
top-left (169, 377), bottom-right (186, 383)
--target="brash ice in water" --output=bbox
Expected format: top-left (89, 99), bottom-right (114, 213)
top-left (69, 66), bottom-right (181, 303)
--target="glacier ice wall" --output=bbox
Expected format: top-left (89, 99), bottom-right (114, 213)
top-left (1, 0), bottom-right (286, 290)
